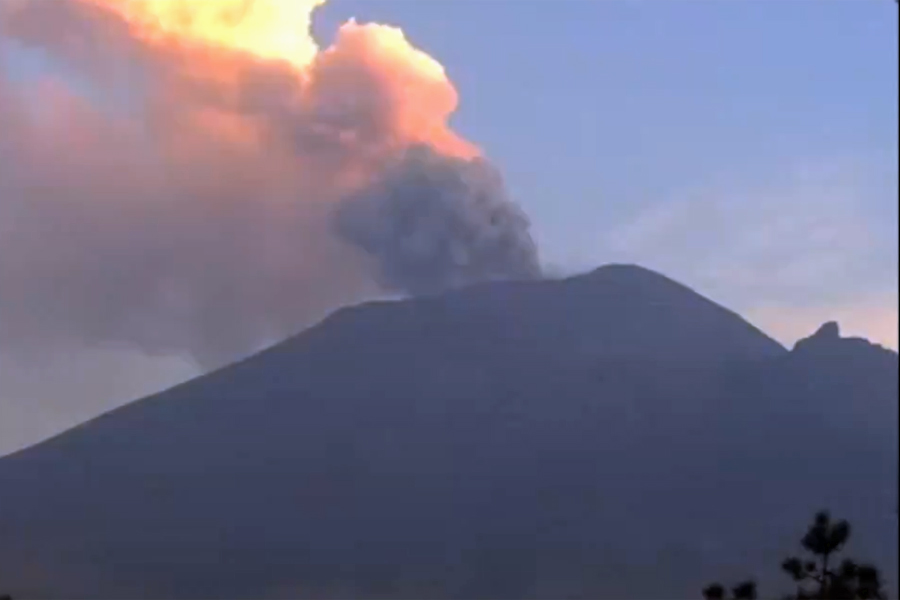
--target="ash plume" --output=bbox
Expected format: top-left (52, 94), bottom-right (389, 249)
top-left (336, 145), bottom-right (541, 295)
top-left (0, 0), bottom-right (541, 369)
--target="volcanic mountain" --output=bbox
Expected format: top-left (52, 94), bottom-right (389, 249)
top-left (0, 265), bottom-right (896, 599)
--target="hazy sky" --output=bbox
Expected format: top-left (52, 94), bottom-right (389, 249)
top-left (1, 0), bottom-right (897, 453)
top-left (311, 0), bottom-right (899, 345)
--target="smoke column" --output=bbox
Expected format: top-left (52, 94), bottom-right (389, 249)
top-left (336, 145), bottom-right (540, 295)
top-left (0, 0), bottom-right (541, 369)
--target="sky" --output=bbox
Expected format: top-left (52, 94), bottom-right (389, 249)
top-left (311, 0), bottom-right (899, 337)
top-left (0, 0), bottom-right (897, 454)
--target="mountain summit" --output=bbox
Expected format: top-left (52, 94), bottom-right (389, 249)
top-left (0, 265), bottom-right (895, 599)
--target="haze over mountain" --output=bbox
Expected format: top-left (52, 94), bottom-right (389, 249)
top-left (0, 264), bottom-right (896, 599)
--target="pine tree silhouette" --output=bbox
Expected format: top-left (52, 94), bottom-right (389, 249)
top-left (703, 511), bottom-right (887, 600)
top-left (781, 511), bottom-right (885, 600)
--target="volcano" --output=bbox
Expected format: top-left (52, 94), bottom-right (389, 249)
top-left (0, 265), bottom-right (896, 599)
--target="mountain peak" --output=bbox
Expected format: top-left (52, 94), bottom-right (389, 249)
top-left (792, 320), bottom-right (896, 360)
top-left (588, 262), bottom-right (659, 274)
top-left (789, 321), bottom-right (841, 351)
top-left (233, 262), bottom-right (786, 373)
top-left (813, 321), bottom-right (841, 340)
top-left (584, 263), bottom-right (682, 284)
top-left (576, 263), bottom-right (719, 301)
top-left (550, 263), bottom-right (786, 361)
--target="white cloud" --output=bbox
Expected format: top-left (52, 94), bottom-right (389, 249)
top-left (597, 159), bottom-right (898, 347)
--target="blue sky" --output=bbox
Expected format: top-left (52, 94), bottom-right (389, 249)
top-left (314, 0), bottom-right (899, 347)
top-left (0, 0), bottom-right (897, 452)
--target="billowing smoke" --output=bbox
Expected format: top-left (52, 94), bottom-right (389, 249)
top-left (0, 0), bottom-right (541, 369)
top-left (335, 145), bottom-right (540, 295)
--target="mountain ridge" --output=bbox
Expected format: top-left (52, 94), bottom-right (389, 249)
top-left (3, 263), bottom-right (789, 458)
top-left (0, 263), bottom-right (895, 599)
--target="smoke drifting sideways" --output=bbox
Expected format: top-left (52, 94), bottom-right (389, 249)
top-left (0, 0), bottom-right (541, 370)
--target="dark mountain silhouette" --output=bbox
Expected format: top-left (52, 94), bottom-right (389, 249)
top-left (0, 264), bottom-right (896, 599)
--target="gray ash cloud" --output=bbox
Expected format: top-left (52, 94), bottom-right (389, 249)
top-left (335, 145), bottom-right (542, 296)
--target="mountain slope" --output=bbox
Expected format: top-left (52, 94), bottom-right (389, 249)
top-left (0, 265), bottom-right (895, 599)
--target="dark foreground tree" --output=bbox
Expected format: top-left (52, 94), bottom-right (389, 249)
top-left (704, 511), bottom-right (887, 600)
top-left (703, 580), bottom-right (758, 599)
top-left (781, 511), bottom-right (885, 600)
